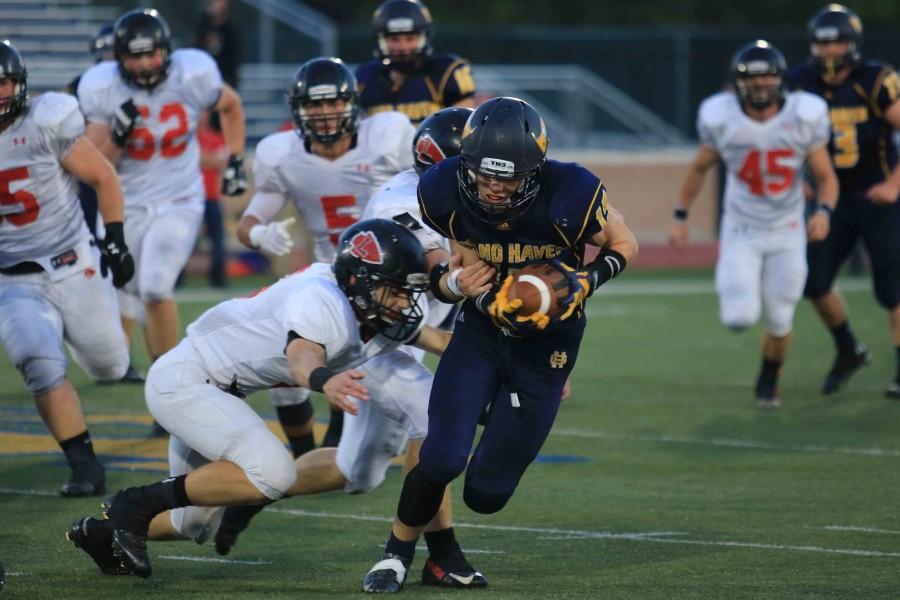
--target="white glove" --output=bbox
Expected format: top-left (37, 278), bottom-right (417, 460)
top-left (249, 217), bottom-right (296, 256)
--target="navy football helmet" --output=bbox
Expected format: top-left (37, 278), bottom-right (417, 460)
top-left (113, 9), bottom-right (172, 90)
top-left (0, 41), bottom-right (27, 127)
top-left (413, 106), bottom-right (473, 175)
top-left (288, 57), bottom-right (360, 145)
top-left (731, 40), bottom-right (787, 110)
top-left (457, 97), bottom-right (548, 225)
top-left (91, 24), bottom-right (115, 63)
top-left (372, 0), bottom-right (433, 73)
top-left (807, 4), bottom-right (863, 76)
top-left (333, 219), bottom-right (429, 341)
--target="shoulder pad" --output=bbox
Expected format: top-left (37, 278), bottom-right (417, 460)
top-left (355, 60), bottom-right (381, 78)
top-left (173, 48), bottom-right (219, 81)
top-left (76, 61), bottom-right (118, 97)
top-left (417, 157), bottom-right (460, 236)
top-left (698, 92), bottom-right (738, 130)
top-left (392, 212), bottom-right (423, 230)
top-left (255, 131), bottom-right (296, 168)
top-left (784, 63), bottom-right (812, 89)
top-left (543, 161), bottom-right (605, 238)
top-left (32, 92), bottom-right (80, 129)
top-left (362, 111), bottom-right (414, 138)
top-left (791, 91), bottom-right (829, 123)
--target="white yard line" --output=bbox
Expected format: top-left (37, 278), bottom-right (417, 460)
top-left (157, 555), bottom-right (272, 565)
top-left (268, 507), bottom-right (900, 559)
top-left (0, 487), bottom-right (56, 497)
top-left (823, 526), bottom-right (900, 535)
top-left (552, 429), bottom-right (900, 458)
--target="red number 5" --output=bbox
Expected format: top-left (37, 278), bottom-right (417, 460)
top-left (320, 195), bottom-right (359, 245)
top-left (126, 102), bottom-right (190, 161)
top-left (0, 166), bottom-right (39, 227)
top-left (737, 148), bottom-right (796, 196)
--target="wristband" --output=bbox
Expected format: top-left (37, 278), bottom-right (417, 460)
top-left (585, 248), bottom-right (627, 295)
top-left (308, 367), bottom-right (336, 393)
top-left (446, 269), bottom-right (463, 297)
top-left (673, 208), bottom-right (689, 222)
top-left (814, 203), bottom-right (834, 216)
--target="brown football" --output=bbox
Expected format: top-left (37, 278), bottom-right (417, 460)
top-left (508, 263), bottom-right (571, 318)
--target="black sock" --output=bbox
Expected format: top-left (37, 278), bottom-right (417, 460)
top-left (276, 404), bottom-right (316, 458)
top-left (759, 358), bottom-right (782, 386)
top-left (895, 346), bottom-right (900, 382)
top-left (424, 527), bottom-right (461, 561)
top-left (59, 430), bottom-right (96, 469)
top-left (384, 532), bottom-right (416, 565)
top-left (830, 321), bottom-right (858, 353)
top-left (127, 474), bottom-right (191, 517)
top-left (322, 407), bottom-right (344, 447)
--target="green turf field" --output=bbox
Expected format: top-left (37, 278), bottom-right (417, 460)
top-left (1, 272), bottom-right (898, 599)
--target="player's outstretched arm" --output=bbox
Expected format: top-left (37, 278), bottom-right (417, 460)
top-left (411, 326), bottom-right (452, 356)
top-left (807, 144), bottom-right (838, 241)
top-left (237, 192), bottom-right (292, 254)
top-left (214, 83), bottom-right (246, 160)
top-left (669, 144), bottom-right (720, 247)
top-left (286, 336), bottom-right (369, 415)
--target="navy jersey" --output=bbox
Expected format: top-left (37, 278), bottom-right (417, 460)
top-left (418, 156), bottom-right (608, 280)
top-left (356, 54), bottom-right (476, 125)
top-left (786, 60), bottom-right (900, 190)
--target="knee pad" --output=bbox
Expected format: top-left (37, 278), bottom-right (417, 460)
top-left (239, 436), bottom-right (297, 500)
top-left (396, 465), bottom-right (446, 527)
top-left (170, 506), bottom-right (225, 544)
top-left (83, 355), bottom-right (129, 383)
top-left (342, 432), bottom-right (407, 495)
top-left (269, 387), bottom-right (312, 407)
top-left (419, 442), bottom-right (468, 485)
top-left (765, 305), bottom-right (796, 338)
top-left (873, 279), bottom-right (899, 310)
top-left (19, 356), bottom-right (67, 395)
top-left (719, 300), bottom-right (758, 333)
top-left (463, 484), bottom-right (511, 515)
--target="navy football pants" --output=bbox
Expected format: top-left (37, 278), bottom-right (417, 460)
top-left (418, 308), bottom-right (584, 514)
top-left (805, 190), bottom-right (900, 309)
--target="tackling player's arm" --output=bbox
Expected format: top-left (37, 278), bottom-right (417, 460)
top-left (285, 334), bottom-right (369, 415)
top-left (866, 98), bottom-right (900, 205)
top-left (806, 144), bottom-right (839, 241)
top-left (668, 144), bottom-right (720, 247)
top-left (410, 325), bottom-right (452, 355)
top-left (237, 192), bottom-right (294, 256)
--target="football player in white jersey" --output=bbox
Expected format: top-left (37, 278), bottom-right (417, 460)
top-left (66, 219), bottom-right (450, 579)
top-left (77, 9), bottom-right (247, 382)
top-left (215, 108), bottom-right (488, 589)
top-left (0, 41), bottom-right (134, 496)
top-left (668, 41), bottom-right (839, 408)
top-left (237, 57), bottom-right (415, 451)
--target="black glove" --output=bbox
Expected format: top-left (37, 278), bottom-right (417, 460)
top-left (100, 221), bottom-right (135, 288)
top-left (221, 154), bottom-right (248, 196)
top-left (111, 99), bottom-right (141, 148)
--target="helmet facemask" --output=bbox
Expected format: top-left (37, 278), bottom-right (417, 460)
top-left (290, 93), bottom-right (359, 145)
top-left (810, 40), bottom-right (859, 78)
top-left (735, 73), bottom-right (784, 110)
top-left (0, 75), bottom-right (26, 127)
top-left (377, 31), bottom-right (428, 74)
top-left (348, 270), bottom-right (428, 341)
top-left (457, 159), bottom-right (541, 226)
top-left (118, 47), bottom-right (170, 90)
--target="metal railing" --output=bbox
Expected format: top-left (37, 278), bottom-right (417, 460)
top-left (235, 0), bottom-right (337, 61)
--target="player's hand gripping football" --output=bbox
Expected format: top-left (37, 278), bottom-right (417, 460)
top-left (221, 154), bottom-right (248, 197)
top-left (249, 217), bottom-right (295, 256)
top-left (99, 221), bottom-right (135, 288)
top-left (551, 260), bottom-right (591, 321)
top-left (487, 275), bottom-right (549, 333)
top-left (111, 99), bottom-right (141, 148)
top-left (322, 369), bottom-right (369, 416)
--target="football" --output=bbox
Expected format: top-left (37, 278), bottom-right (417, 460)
top-left (508, 262), bottom-right (571, 318)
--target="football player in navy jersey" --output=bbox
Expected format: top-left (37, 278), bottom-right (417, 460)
top-left (786, 5), bottom-right (900, 398)
top-left (361, 97), bottom-right (638, 593)
top-left (356, 0), bottom-right (476, 125)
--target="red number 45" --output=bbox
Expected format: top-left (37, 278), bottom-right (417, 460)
top-left (0, 166), bottom-right (39, 227)
top-left (737, 148), bottom-right (795, 196)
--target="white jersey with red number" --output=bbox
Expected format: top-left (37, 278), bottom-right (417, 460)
top-left (698, 91), bottom-right (830, 228)
top-left (0, 93), bottom-right (92, 273)
top-left (362, 167), bottom-right (453, 334)
top-left (185, 262), bottom-right (427, 394)
top-left (251, 112), bottom-right (415, 262)
top-left (77, 49), bottom-right (223, 211)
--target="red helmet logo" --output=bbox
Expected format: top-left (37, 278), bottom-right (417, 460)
top-left (349, 231), bottom-right (383, 264)
top-left (414, 133), bottom-right (446, 167)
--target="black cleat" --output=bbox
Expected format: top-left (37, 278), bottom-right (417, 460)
top-left (422, 553), bottom-right (488, 589)
top-left (102, 491), bottom-right (153, 578)
top-left (754, 377), bottom-right (781, 410)
top-left (214, 504), bottom-right (266, 556)
top-left (822, 344), bottom-right (870, 395)
top-left (59, 460), bottom-right (105, 498)
top-left (362, 554), bottom-right (409, 593)
top-left (886, 380), bottom-right (900, 400)
top-left (66, 517), bottom-right (133, 576)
